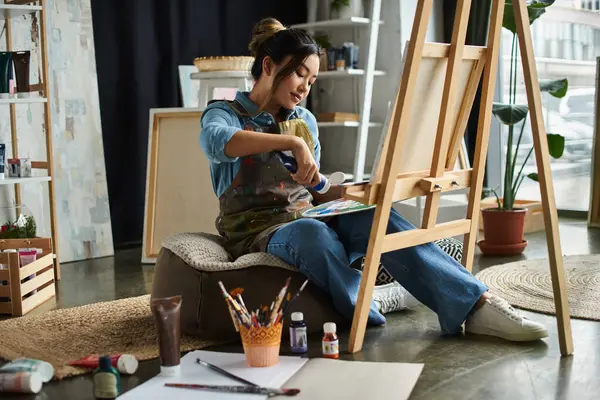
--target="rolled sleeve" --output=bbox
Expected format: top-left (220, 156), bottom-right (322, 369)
top-left (200, 104), bottom-right (241, 163)
top-left (297, 107), bottom-right (321, 169)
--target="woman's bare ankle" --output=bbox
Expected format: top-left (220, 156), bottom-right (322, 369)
top-left (474, 291), bottom-right (491, 310)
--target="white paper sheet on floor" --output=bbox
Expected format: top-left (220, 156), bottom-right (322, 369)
top-left (117, 350), bottom-right (309, 400)
top-left (283, 358), bottom-right (424, 400)
top-left (117, 350), bottom-right (424, 400)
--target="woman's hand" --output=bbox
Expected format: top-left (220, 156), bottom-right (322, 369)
top-left (290, 137), bottom-right (320, 186)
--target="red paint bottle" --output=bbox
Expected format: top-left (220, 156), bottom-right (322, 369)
top-left (321, 322), bottom-right (339, 359)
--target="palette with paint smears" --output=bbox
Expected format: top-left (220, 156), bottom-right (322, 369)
top-left (302, 198), bottom-right (375, 219)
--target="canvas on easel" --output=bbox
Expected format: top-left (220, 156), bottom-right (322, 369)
top-left (342, 0), bottom-right (573, 357)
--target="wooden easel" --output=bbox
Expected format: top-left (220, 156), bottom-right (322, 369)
top-left (343, 0), bottom-right (574, 357)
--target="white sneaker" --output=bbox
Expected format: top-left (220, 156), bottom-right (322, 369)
top-left (374, 282), bottom-right (420, 314)
top-left (465, 295), bottom-right (548, 342)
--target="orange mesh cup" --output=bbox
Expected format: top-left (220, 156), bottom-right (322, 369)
top-left (239, 323), bottom-right (283, 367)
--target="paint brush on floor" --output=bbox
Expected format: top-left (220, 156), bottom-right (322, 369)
top-left (165, 383), bottom-right (300, 396)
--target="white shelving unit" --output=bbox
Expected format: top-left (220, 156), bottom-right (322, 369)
top-left (0, 3), bottom-right (41, 18)
top-left (290, 16), bottom-right (382, 29)
top-left (317, 69), bottom-right (386, 78)
top-left (0, 0), bottom-right (60, 282)
top-left (0, 97), bottom-right (47, 104)
top-left (0, 176), bottom-right (51, 185)
top-left (317, 121), bottom-right (383, 128)
top-left (291, 0), bottom-right (386, 182)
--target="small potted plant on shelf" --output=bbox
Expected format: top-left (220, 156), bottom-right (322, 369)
top-left (0, 213), bottom-right (36, 240)
top-left (479, 0), bottom-right (568, 256)
top-left (314, 34), bottom-right (333, 71)
top-left (330, 0), bottom-right (364, 20)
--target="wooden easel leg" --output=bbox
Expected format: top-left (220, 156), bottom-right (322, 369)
top-left (512, 0), bottom-right (573, 356)
top-left (347, 0), bottom-right (434, 354)
top-left (347, 207), bottom-right (388, 353)
top-left (462, 0), bottom-right (505, 273)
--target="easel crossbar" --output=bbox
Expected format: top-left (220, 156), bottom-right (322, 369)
top-left (422, 43), bottom-right (486, 60)
top-left (342, 169), bottom-right (472, 205)
top-left (381, 219), bottom-right (471, 253)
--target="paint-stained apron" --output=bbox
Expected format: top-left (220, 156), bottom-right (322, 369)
top-left (215, 100), bottom-right (315, 259)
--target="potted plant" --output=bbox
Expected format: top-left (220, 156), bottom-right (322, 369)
top-left (330, 0), bottom-right (364, 20)
top-left (479, 0), bottom-right (568, 256)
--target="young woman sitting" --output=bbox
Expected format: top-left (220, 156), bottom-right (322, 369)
top-left (199, 17), bottom-right (548, 342)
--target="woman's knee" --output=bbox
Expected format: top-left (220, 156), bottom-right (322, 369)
top-left (333, 207), bottom-right (375, 233)
top-left (288, 218), bottom-right (337, 246)
top-left (269, 218), bottom-right (337, 248)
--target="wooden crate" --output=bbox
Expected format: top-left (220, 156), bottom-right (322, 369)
top-left (0, 238), bottom-right (56, 316)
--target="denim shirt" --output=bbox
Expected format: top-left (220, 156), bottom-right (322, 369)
top-left (199, 91), bottom-right (321, 197)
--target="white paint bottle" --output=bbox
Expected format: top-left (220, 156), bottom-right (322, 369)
top-left (0, 372), bottom-right (43, 394)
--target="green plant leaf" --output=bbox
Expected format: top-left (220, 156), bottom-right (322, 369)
top-left (503, 0), bottom-right (555, 34)
top-left (539, 78), bottom-right (568, 98)
top-left (331, 0), bottom-right (350, 11)
top-left (547, 133), bottom-right (565, 158)
top-left (528, 172), bottom-right (539, 182)
top-left (492, 103), bottom-right (529, 125)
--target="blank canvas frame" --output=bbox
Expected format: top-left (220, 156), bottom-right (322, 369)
top-left (142, 108), bottom-right (220, 263)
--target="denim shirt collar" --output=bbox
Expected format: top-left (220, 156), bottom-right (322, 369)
top-left (234, 91), bottom-right (298, 122)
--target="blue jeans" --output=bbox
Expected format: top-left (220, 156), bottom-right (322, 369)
top-left (266, 208), bottom-right (488, 334)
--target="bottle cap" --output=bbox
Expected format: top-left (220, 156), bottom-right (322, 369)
top-left (291, 312), bottom-right (303, 321)
top-left (328, 171), bottom-right (346, 186)
top-left (323, 322), bottom-right (336, 333)
top-left (99, 356), bottom-right (113, 370)
top-left (160, 364), bottom-right (181, 377)
top-left (35, 360), bottom-right (54, 383)
top-left (21, 372), bottom-right (42, 394)
top-left (117, 354), bottom-right (139, 375)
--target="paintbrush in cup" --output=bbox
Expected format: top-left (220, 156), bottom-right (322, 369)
top-left (269, 277), bottom-right (291, 326)
top-left (218, 281), bottom-right (251, 327)
top-left (282, 279), bottom-right (309, 316)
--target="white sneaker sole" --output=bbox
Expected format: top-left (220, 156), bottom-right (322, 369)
top-left (465, 325), bottom-right (549, 342)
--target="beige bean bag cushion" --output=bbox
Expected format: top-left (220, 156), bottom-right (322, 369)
top-left (151, 233), bottom-right (463, 341)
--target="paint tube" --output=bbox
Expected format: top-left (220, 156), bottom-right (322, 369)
top-left (277, 152), bottom-right (346, 193)
top-left (0, 52), bottom-right (12, 98)
top-left (0, 358), bottom-right (53, 383)
top-left (12, 51), bottom-right (30, 98)
top-left (0, 372), bottom-right (43, 394)
top-left (151, 295), bottom-right (182, 376)
top-left (68, 354), bottom-right (138, 375)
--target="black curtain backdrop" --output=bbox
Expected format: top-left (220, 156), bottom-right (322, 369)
top-left (90, 1), bottom-right (307, 248)
top-left (443, 0), bottom-right (492, 176)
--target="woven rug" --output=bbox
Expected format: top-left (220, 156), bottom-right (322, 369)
top-left (0, 295), bottom-right (225, 380)
top-left (475, 254), bottom-right (600, 321)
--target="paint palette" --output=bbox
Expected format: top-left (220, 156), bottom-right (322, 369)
top-left (302, 198), bottom-right (375, 219)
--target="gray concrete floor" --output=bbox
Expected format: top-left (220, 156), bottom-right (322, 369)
top-left (2, 218), bottom-right (599, 399)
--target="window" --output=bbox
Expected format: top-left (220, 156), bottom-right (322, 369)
top-left (495, 2), bottom-right (598, 212)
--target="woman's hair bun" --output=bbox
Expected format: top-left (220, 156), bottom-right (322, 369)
top-left (248, 17), bottom-right (286, 57)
